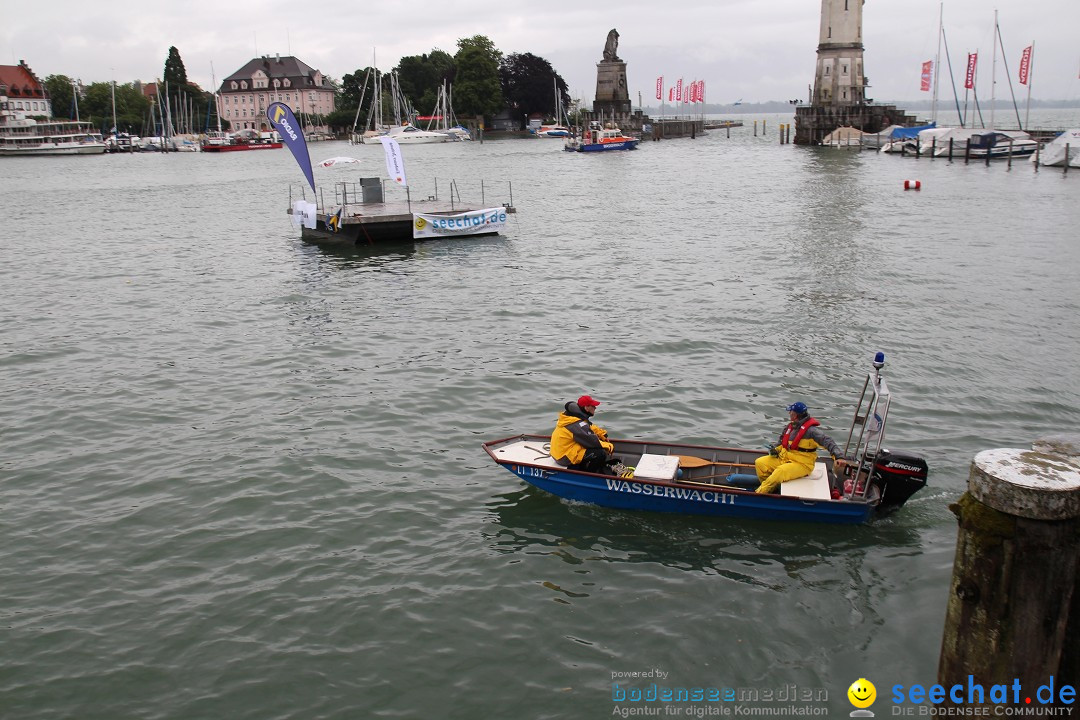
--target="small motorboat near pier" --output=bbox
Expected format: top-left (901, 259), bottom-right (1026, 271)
top-left (483, 353), bottom-right (928, 525)
top-left (564, 120), bottom-right (639, 152)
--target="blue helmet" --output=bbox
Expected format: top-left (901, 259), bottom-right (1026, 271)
top-left (786, 401), bottom-right (808, 415)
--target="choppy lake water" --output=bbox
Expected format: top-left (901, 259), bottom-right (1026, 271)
top-left (2, 110), bottom-right (1079, 719)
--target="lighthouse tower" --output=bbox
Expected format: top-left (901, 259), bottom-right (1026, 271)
top-left (794, 0), bottom-right (918, 144)
top-left (812, 0), bottom-right (865, 106)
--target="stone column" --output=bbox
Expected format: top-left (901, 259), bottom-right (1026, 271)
top-left (938, 435), bottom-right (1080, 696)
top-left (593, 61), bottom-right (631, 118)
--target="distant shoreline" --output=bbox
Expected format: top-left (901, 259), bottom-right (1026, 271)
top-left (637, 99), bottom-right (1080, 114)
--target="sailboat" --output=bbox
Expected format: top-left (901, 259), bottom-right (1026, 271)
top-left (202, 63), bottom-right (230, 149)
top-left (424, 81), bottom-right (471, 141)
top-left (968, 10), bottom-right (1037, 158)
top-left (535, 79), bottom-right (570, 137)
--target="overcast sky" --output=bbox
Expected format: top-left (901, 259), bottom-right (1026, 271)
top-left (5, 0), bottom-right (1079, 106)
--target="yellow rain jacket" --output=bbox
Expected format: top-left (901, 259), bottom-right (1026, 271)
top-left (550, 402), bottom-right (613, 466)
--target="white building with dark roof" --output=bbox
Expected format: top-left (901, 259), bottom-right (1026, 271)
top-left (218, 55), bottom-right (335, 134)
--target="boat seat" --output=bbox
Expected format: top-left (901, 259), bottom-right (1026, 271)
top-left (633, 454), bottom-right (681, 481)
top-left (779, 462), bottom-right (832, 500)
top-left (490, 440), bottom-right (563, 468)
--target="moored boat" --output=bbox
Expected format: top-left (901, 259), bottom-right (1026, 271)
top-left (564, 121), bottom-right (639, 152)
top-left (483, 353), bottom-right (928, 525)
top-left (360, 124), bottom-right (448, 145)
top-left (966, 130), bottom-right (1038, 159)
top-left (0, 107), bottom-right (106, 156)
top-left (1031, 128), bottom-right (1080, 167)
top-left (534, 125), bottom-right (570, 138)
top-left (201, 129), bottom-right (283, 152)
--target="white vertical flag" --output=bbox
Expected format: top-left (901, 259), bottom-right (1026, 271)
top-left (379, 136), bottom-right (408, 187)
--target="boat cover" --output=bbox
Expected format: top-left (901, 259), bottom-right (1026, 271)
top-left (890, 122), bottom-right (936, 139)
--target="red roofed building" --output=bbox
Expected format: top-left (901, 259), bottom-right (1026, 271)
top-left (0, 60), bottom-right (52, 117)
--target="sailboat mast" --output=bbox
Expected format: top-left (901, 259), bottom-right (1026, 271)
top-left (932, 2), bottom-right (943, 123)
top-left (990, 10), bottom-right (997, 130)
top-left (211, 62), bottom-right (222, 133)
top-left (109, 77), bottom-right (117, 134)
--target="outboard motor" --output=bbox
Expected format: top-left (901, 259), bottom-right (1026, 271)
top-left (871, 449), bottom-right (928, 513)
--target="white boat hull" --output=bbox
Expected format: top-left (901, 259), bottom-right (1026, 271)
top-left (0, 143), bottom-right (106, 156)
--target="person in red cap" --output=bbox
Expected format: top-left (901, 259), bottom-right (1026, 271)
top-left (550, 394), bottom-right (614, 474)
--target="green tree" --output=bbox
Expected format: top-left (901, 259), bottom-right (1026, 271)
top-left (83, 81), bottom-right (113, 128)
top-left (453, 35), bottom-right (503, 121)
top-left (163, 46), bottom-right (188, 87)
top-left (79, 81), bottom-right (152, 133)
top-left (395, 50), bottom-right (455, 117)
top-left (158, 46), bottom-right (214, 132)
top-left (43, 74), bottom-right (75, 119)
top-left (115, 83), bottom-right (152, 133)
top-left (500, 53), bottom-right (568, 125)
top-left (336, 66), bottom-right (383, 132)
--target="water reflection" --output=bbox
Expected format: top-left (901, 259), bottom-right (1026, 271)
top-left (483, 486), bottom-right (921, 585)
top-left (294, 233), bottom-right (512, 271)
top-left (298, 237), bottom-right (418, 268)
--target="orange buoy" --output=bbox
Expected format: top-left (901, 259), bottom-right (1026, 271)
top-left (904, 179), bottom-right (922, 190)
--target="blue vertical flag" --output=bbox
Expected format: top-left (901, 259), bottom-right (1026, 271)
top-left (266, 102), bottom-right (315, 194)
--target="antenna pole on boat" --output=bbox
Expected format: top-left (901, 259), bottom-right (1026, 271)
top-left (993, 23), bottom-right (1024, 131)
top-left (71, 78), bottom-right (80, 122)
top-left (110, 72), bottom-right (117, 137)
top-left (211, 62), bottom-right (222, 134)
top-left (990, 10), bottom-right (998, 130)
top-left (932, 2), bottom-right (943, 123)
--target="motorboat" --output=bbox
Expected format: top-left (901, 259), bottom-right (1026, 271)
top-left (361, 124), bottom-right (448, 144)
top-left (966, 130), bottom-right (1038, 159)
top-left (201, 128), bottom-right (282, 152)
top-left (534, 125), bottom-right (570, 138)
top-left (483, 352), bottom-right (928, 525)
top-left (564, 121), bottom-right (639, 152)
top-left (1031, 128), bottom-right (1080, 167)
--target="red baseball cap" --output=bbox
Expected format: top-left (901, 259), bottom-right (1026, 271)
top-left (577, 395), bottom-right (601, 408)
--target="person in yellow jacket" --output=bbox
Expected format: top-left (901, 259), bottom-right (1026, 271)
top-left (550, 395), bottom-right (614, 474)
top-left (755, 402), bottom-right (849, 494)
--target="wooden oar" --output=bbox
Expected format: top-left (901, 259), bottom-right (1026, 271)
top-left (676, 455), bottom-right (755, 469)
top-left (679, 478), bottom-right (755, 491)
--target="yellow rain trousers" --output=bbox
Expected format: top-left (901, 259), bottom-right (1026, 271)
top-left (754, 446), bottom-right (819, 494)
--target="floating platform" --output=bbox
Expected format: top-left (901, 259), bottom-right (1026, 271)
top-left (288, 177), bottom-right (515, 245)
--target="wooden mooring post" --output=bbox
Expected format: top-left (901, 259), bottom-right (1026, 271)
top-left (938, 435), bottom-right (1080, 694)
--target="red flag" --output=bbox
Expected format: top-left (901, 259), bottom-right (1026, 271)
top-left (689, 80), bottom-right (697, 103)
top-left (965, 53), bottom-right (978, 89)
top-left (676, 78), bottom-right (683, 102)
top-left (669, 87), bottom-right (675, 101)
top-left (1019, 46), bottom-right (1032, 85)
top-left (655, 76), bottom-right (663, 100)
top-left (700, 80), bottom-right (705, 104)
top-left (920, 61), bottom-right (933, 91)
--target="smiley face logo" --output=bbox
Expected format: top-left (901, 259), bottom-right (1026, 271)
top-left (847, 678), bottom-right (877, 709)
